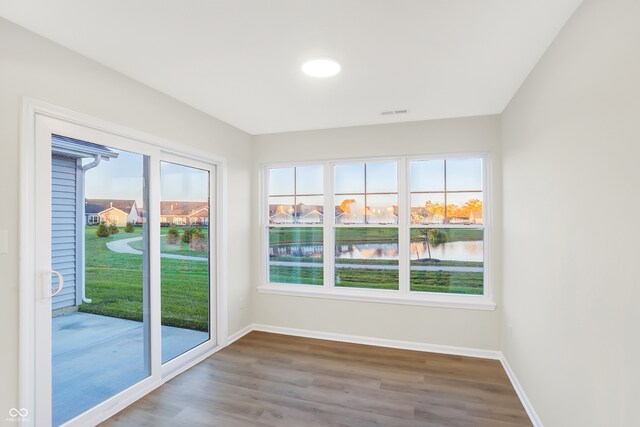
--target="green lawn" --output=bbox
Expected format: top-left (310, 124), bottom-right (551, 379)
top-left (78, 226), bottom-right (209, 331)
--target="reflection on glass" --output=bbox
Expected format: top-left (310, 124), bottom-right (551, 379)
top-left (366, 194), bottom-right (398, 224)
top-left (446, 192), bottom-right (483, 224)
top-left (335, 163), bottom-right (365, 194)
top-left (335, 195), bottom-right (365, 224)
top-left (335, 228), bottom-right (399, 290)
top-left (160, 162), bottom-right (210, 364)
top-left (410, 228), bottom-right (483, 295)
top-left (269, 196), bottom-right (295, 224)
top-left (366, 162), bottom-right (397, 193)
top-left (52, 138), bottom-right (149, 426)
top-left (269, 227), bottom-right (323, 285)
top-left (410, 193), bottom-right (445, 224)
top-left (296, 195), bottom-right (323, 224)
top-left (410, 160), bottom-right (445, 192)
top-left (269, 167), bottom-right (295, 195)
top-left (296, 165), bottom-right (323, 195)
top-left (446, 158), bottom-right (483, 191)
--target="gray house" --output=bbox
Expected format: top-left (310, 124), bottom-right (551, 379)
top-left (51, 134), bottom-right (118, 313)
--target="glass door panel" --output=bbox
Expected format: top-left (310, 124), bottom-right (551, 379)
top-left (51, 135), bottom-right (150, 426)
top-left (160, 161), bottom-right (211, 363)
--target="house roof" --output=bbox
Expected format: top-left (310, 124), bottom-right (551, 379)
top-left (52, 134), bottom-right (119, 159)
top-left (160, 201), bottom-right (208, 216)
top-left (85, 199), bottom-right (136, 214)
top-left (471, 210), bottom-right (483, 219)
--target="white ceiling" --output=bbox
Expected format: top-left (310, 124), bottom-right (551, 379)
top-left (0, 0), bottom-right (583, 135)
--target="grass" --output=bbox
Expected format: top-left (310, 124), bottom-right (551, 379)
top-left (78, 226), bottom-right (209, 331)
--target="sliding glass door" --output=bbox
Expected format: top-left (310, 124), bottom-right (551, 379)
top-left (30, 112), bottom-right (220, 427)
top-left (51, 137), bottom-right (151, 426)
top-left (159, 160), bottom-right (213, 363)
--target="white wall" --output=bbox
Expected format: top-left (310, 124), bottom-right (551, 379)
top-left (0, 18), bottom-right (253, 414)
top-left (252, 115), bottom-right (503, 350)
top-left (501, 0), bottom-right (640, 425)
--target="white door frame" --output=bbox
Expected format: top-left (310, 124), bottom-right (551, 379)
top-left (19, 98), bottom-right (229, 427)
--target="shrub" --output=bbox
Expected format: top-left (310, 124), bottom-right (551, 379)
top-left (181, 227), bottom-right (193, 244)
top-left (109, 223), bottom-right (119, 235)
top-left (125, 222), bottom-right (135, 233)
top-left (166, 226), bottom-right (180, 244)
top-left (96, 222), bottom-right (110, 238)
top-left (190, 228), bottom-right (207, 252)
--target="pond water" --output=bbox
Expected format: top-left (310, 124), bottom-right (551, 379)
top-left (270, 240), bottom-right (483, 262)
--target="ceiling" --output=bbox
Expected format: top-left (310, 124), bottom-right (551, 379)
top-left (0, 0), bottom-right (583, 135)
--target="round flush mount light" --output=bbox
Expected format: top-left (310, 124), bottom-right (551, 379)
top-left (302, 58), bottom-right (341, 78)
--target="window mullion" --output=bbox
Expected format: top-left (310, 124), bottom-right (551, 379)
top-left (324, 162), bottom-right (334, 289)
top-left (398, 158), bottom-right (409, 295)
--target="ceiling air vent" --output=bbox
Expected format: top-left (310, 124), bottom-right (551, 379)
top-left (381, 110), bottom-right (408, 116)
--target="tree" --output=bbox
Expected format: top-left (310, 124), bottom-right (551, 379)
top-left (125, 222), bottom-right (135, 233)
top-left (109, 223), bottom-right (119, 235)
top-left (166, 226), bottom-right (180, 244)
top-left (96, 221), bottom-right (110, 238)
top-left (181, 226), bottom-right (196, 244)
top-left (190, 227), bottom-right (206, 252)
top-left (417, 228), bottom-right (445, 260)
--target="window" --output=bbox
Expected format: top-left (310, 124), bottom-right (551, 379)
top-left (410, 158), bottom-right (484, 295)
top-left (262, 155), bottom-right (492, 310)
top-left (334, 162), bottom-right (399, 290)
top-left (267, 165), bottom-right (324, 285)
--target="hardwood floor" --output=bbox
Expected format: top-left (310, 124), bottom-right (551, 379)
top-left (101, 332), bottom-right (531, 426)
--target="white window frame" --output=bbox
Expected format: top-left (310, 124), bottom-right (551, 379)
top-left (258, 154), bottom-right (495, 311)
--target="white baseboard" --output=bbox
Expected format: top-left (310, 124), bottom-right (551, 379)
top-left (251, 323), bottom-right (502, 359)
top-left (499, 354), bottom-right (543, 426)
top-left (226, 323), bottom-right (254, 345)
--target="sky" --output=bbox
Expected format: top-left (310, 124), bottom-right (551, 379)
top-left (84, 150), bottom-right (209, 207)
top-left (269, 158), bottom-right (482, 198)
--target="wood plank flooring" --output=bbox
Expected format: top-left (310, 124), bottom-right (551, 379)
top-left (101, 332), bottom-right (531, 426)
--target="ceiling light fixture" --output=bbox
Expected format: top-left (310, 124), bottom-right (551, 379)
top-left (302, 58), bottom-right (341, 78)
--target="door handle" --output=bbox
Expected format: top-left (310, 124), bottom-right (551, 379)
top-left (50, 270), bottom-right (64, 298)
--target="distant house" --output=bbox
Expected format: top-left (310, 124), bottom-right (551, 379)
top-left (160, 201), bottom-right (209, 226)
top-left (188, 207), bottom-right (210, 225)
top-left (470, 209), bottom-right (483, 224)
top-left (298, 209), bottom-right (323, 224)
top-left (85, 199), bottom-right (140, 226)
top-left (448, 216), bottom-right (471, 224)
top-left (270, 205), bottom-right (295, 224)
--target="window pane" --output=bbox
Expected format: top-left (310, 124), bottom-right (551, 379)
top-left (410, 228), bottom-right (483, 294)
top-left (335, 228), bottom-right (399, 290)
top-left (335, 195), bottom-right (365, 224)
top-left (296, 165), bottom-right (323, 195)
top-left (366, 194), bottom-right (398, 224)
top-left (335, 163), bottom-right (365, 194)
top-left (410, 193), bottom-right (445, 224)
top-left (366, 162), bottom-right (397, 193)
top-left (296, 195), bottom-right (323, 224)
top-left (160, 162), bottom-right (210, 364)
top-left (269, 196), bottom-right (295, 224)
top-left (269, 167), bottom-right (294, 195)
top-left (269, 227), bottom-right (323, 285)
top-left (446, 192), bottom-right (483, 224)
top-left (411, 160), bottom-right (445, 192)
top-left (446, 158), bottom-right (482, 191)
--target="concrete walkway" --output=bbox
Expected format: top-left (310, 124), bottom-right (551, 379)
top-left (270, 260), bottom-right (484, 273)
top-left (52, 312), bottom-right (208, 426)
top-left (106, 236), bottom-right (207, 262)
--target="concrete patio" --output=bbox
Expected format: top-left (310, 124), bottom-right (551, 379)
top-left (52, 312), bottom-right (208, 426)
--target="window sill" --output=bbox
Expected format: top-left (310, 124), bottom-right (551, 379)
top-left (257, 284), bottom-right (496, 311)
